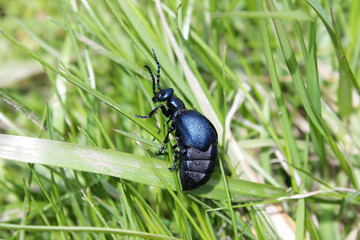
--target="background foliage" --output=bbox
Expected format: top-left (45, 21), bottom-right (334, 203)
top-left (0, 0), bottom-right (360, 239)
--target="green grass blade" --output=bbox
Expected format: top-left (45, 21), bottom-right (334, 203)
top-left (2, 1), bottom-right (359, 238)
top-left (0, 134), bottom-right (287, 201)
top-left (56, 0), bottom-right (88, 82)
top-left (255, 0), bottom-right (301, 192)
top-left (0, 28), bottom-right (161, 141)
top-left (266, 0), bottom-right (358, 188)
top-left (212, 10), bottom-right (312, 21)
top-left (306, 0), bottom-right (360, 96)
top-left (307, 22), bottom-right (327, 178)
top-left (0, 223), bottom-right (180, 240)
top-left (112, 0), bottom-right (198, 108)
top-left (295, 186), bottom-right (305, 240)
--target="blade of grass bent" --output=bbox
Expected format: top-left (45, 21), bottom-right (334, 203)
top-left (0, 134), bottom-right (287, 201)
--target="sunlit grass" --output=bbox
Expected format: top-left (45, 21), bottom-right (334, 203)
top-left (0, 0), bottom-right (359, 239)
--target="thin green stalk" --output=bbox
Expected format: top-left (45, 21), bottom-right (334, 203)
top-left (219, 156), bottom-right (238, 240)
top-left (267, 0), bottom-right (358, 188)
top-left (0, 223), bottom-right (180, 240)
top-left (144, 156), bottom-right (207, 240)
top-left (81, 190), bottom-right (116, 240)
top-left (57, 0), bottom-right (88, 83)
top-left (306, 22), bottom-right (327, 179)
top-left (255, 0), bottom-right (300, 191)
top-left (29, 165), bottom-right (67, 240)
top-left (0, 29), bottom-right (161, 141)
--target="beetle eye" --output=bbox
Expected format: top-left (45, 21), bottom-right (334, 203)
top-left (152, 94), bottom-right (159, 103)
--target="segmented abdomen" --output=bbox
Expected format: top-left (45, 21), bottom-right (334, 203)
top-left (179, 143), bottom-right (217, 191)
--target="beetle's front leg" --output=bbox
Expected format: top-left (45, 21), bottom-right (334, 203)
top-left (134, 104), bottom-right (169, 118)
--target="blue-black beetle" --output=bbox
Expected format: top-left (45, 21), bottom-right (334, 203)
top-left (135, 49), bottom-right (218, 191)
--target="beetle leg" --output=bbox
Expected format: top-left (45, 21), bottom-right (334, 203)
top-left (135, 104), bottom-right (169, 118)
top-left (168, 154), bottom-right (178, 170)
top-left (157, 124), bottom-right (175, 155)
top-left (176, 141), bottom-right (187, 154)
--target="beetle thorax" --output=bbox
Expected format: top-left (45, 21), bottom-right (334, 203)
top-left (167, 95), bottom-right (185, 113)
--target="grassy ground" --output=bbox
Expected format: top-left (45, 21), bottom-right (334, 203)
top-left (0, 0), bottom-right (359, 239)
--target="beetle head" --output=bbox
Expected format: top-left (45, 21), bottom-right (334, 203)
top-left (152, 88), bottom-right (174, 103)
top-left (144, 49), bottom-right (174, 103)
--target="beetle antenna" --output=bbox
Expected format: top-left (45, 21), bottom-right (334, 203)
top-left (144, 65), bottom-right (156, 94)
top-left (152, 49), bottom-right (161, 91)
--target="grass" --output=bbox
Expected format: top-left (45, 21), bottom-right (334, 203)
top-left (0, 0), bottom-right (360, 239)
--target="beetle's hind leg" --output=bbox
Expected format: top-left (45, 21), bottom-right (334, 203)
top-left (156, 144), bottom-right (177, 156)
top-left (168, 142), bottom-right (185, 170)
top-left (168, 153), bottom-right (178, 171)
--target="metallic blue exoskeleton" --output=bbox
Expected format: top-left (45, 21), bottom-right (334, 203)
top-left (135, 49), bottom-right (218, 191)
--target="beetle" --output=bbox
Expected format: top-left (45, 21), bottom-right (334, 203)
top-left (135, 49), bottom-right (218, 191)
